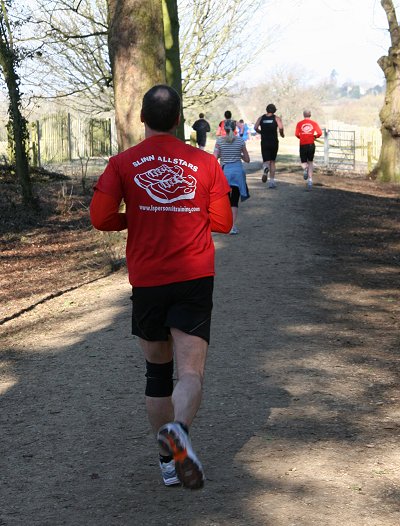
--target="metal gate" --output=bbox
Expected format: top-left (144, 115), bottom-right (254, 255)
top-left (315, 129), bottom-right (356, 170)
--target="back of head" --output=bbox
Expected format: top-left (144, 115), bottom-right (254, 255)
top-left (223, 119), bottom-right (236, 143)
top-left (199, 112), bottom-right (205, 119)
top-left (266, 104), bottom-right (276, 114)
top-left (141, 85), bottom-right (181, 132)
top-left (224, 110), bottom-right (232, 119)
top-left (303, 110), bottom-right (311, 118)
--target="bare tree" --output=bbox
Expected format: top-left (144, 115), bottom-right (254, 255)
top-left (178, 0), bottom-right (270, 108)
top-left (25, 0), bottom-right (271, 114)
top-left (107, 0), bottom-right (166, 149)
top-left (0, 0), bottom-right (37, 208)
top-left (373, 0), bottom-right (400, 182)
top-left (24, 0), bottom-right (112, 114)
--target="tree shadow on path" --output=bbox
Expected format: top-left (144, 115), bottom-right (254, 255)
top-left (1, 169), bottom-right (399, 525)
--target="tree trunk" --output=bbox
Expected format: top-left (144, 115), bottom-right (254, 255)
top-left (107, 0), bottom-right (166, 151)
top-left (8, 80), bottom-right (35, 206)
top-left (373, 0), bottom-right (400, 182)
top-left (162, 0), bottom-right (185, 141)
top-left (0, 1), bottom-right (36, 208)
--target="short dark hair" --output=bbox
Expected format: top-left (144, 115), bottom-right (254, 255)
top-left (224, 119), bottom-right (236, 131)
top-left (224, 110), bottom-right (232, 119)
top-left (199, 112), bottom-right (205, 118)
top-left (266, 104), bottom-right (276, 113)
top-left (141, 85), bottom-right (181, 131)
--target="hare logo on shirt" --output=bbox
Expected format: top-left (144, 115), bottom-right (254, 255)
top-left (134, 164), bottom-right (197, 204)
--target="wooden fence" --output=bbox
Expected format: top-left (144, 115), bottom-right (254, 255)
top-left (0, 112), bottom-right (118, 166)
top-left (0, 114), bottom-right (382, 171)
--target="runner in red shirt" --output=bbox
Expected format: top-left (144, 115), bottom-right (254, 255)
top-left (216, 110), bottom-right (238, 137)
top-left (295, 110), bottom-right (322, 190)
top-left (90, 85), bottom-right (232, 490)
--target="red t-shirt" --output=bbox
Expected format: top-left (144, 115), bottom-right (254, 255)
top-left (295, 119), bottom-right (322, 145)
top-left (94, 134), bottom-right (231, 287)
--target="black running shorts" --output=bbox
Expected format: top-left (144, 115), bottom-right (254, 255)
top-left (261, 141), bottom-right (279, 161)
top-left (300, 143), bottom-right (316, 163)
top-left (131, 277), bottom-right (214, 343)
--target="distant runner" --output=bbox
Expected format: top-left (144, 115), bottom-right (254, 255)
top-left (192, 113), bottom-right (211, 150)
top-left (254, 104), bottom-right (285, 189)
top-left (295, 110), bottom-right (322, 190)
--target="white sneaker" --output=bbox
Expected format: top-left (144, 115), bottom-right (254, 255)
top-left (268, 179), bottom-right (276, 189)
top-left (158, 422), bottom-right (205, 489)
top-left (229, 226), bottom-right (239, 235)
top-left (307, 180), bottom-right (313, 190)
top-left (159, 459), bottom-right (181, 486)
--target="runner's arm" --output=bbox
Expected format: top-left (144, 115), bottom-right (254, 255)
top-left (314, 122), bottom-right (323, 139)
top-left (254, 116), bottom-right (262, 134)
top-left (209, 194), bottom-right (233, 233)
top-left (213, 142), bottom-right (220, 159)
top-left (277, 117), bottom-right (285, 138)
top-left (241, 143), bottom-right (250, 163)
top-left (90, 189), bottom-right (127, 231)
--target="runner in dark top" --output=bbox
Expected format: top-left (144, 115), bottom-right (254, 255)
top-left (192, 113), bottom-right (211, 150)
top-left (254, 104), bottom-right (284, 188)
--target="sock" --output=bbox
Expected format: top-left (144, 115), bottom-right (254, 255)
top-left (177, 421), bottom-right (189, 434)
top-left (159, 453), bottom-right (173, 464)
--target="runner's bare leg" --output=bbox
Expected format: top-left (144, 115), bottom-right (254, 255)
top-left (170, 328), bottom-right (208, 428)
top-left (270, 160), bottom-right (276, 180)
top-left (140, 329), bottom-right (207, 448)
top-left (140, 338), bottom-right (174, 434)
top-left (308, 161), bottom-right (314, 181)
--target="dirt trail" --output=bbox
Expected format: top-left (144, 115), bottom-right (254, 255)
top-left (1, 153), bottom-right (400, 525)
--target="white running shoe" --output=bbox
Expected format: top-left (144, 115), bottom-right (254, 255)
top-left (229, 226), bottom-right (239, 235)
top-left (268, 179), bottom-right (276, 189)
top-left (157, 422), bottom-right (205, 490)
top-left (307, 180), bottom-right (313, 190)
top-left (159, 459), bottom-right (181, 486)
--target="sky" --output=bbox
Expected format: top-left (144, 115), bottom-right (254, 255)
top-left (240, 0), bottom-right (393, 86)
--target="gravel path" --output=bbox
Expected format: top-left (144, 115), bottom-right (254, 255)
top-left (1, 155), bottom-right (399, 525)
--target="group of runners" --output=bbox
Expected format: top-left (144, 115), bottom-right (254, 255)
top-left (191, 105), bottom-right (322, 234)
top-left (90, 85), bottom-right (323, 492)
top-left (192, 106), bottom-right (322, 191)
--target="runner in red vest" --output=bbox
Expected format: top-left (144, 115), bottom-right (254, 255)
top-left (295, 110), bottom-right (322, 190)
top-left (90, 85), bottom-right (232, 490)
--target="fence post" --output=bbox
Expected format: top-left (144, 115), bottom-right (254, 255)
top-left (36, 120), bottom-right (41, 168)
top-left (367, 141), bottom-right (372, 172)
top-left (67, 112), bottom-right (72, 161)
top-left (323, 128), bottom-right (329, 167)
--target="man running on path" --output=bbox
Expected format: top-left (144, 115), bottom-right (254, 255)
top-left (295, 110), bottom-right (322, 190)
top-left (90, 85), bottom-right (232, 490)
top-left (192, 113), bottom-right (211, 150)
top-left (254, 104), bottom-right (285, 189)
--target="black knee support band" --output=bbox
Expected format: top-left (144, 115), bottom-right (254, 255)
top-left (145, 360), bottom-right (174, 397)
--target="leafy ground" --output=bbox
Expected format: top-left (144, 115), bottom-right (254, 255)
top-left (1, 152), bottom-right (400, 525)
top-left (0, 168), bottom-right (126, 324)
